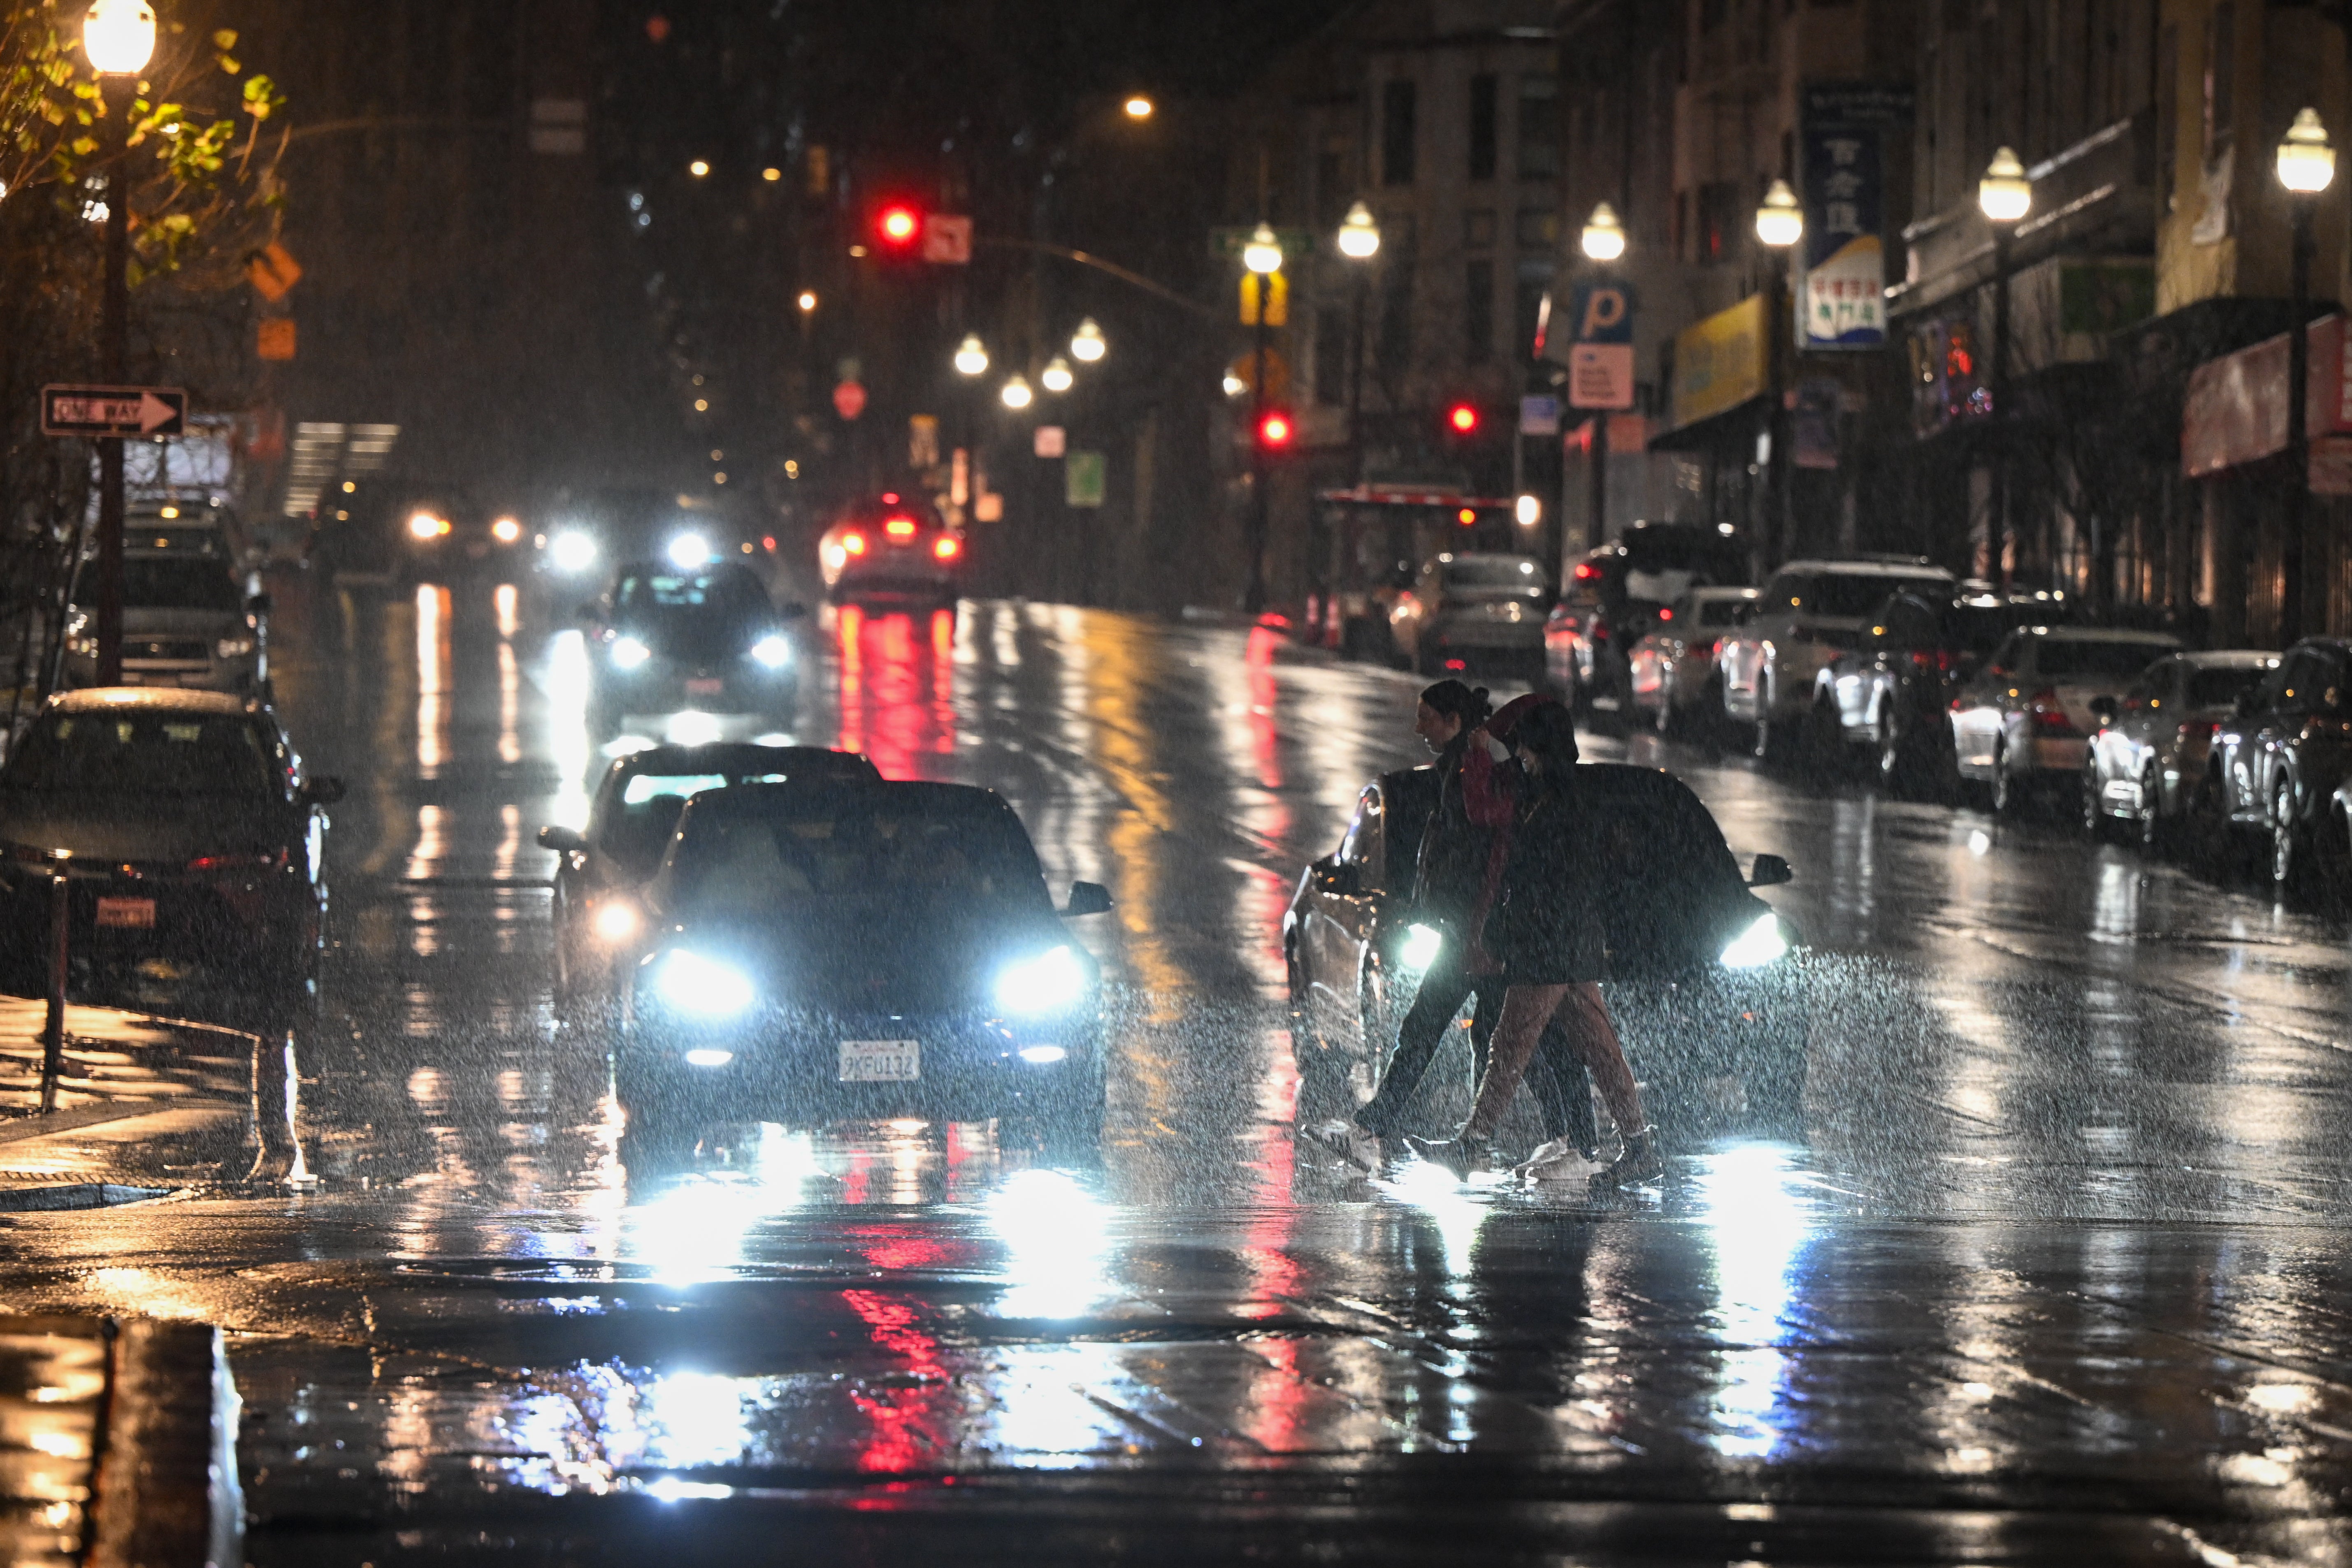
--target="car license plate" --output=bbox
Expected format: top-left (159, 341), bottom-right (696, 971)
top-left (685, 677), bottom-right (724, 695)
top-left (839, 1040), bottom-right (919, 1082)
top-left (95, 897), bottom-right (156, 930)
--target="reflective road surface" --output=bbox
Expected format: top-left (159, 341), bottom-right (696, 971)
top-left (9, 571), bottom-right (2352, 1564)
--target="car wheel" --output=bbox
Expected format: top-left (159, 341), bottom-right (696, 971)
top-left (2185, 771), bottom-right (2238, 878)
top-left (1800, 696), bottom-right (1848, 784)
top-left (1356, 959), bottom-right (1396, 1070)
top-left (1653, 679), bottom-right (1677, 736)
top-left (1990, 742), bottom-right (2022, 816)
top-left (2135, 764), bottom-right (2169, 855)
top-left (2271, 782), bottom-right (2306, 899)
top-left (2080, 761), bottom-right (2111, 842)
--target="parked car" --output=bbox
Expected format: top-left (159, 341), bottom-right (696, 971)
top-left (1284, 762), bottom-right (1807, 1139)
top-left (2081, 651), bottom-right (2277, 850)
top-left (1627, 586), bottom-right (1758, 735)
top-left (817, 495), bottom-right (965, 608)
top-left (1545, 522), bottom-right (1750, 713)
top-left (539, 743), bottom-right (882, 1016)
top-left (2203, 638), bottom-right (2352, 897)
top-left (0, 689), bottom-right (341, 1014)
top-left (58, 540), bottom-right (269, 697)
top-left (1719, 558), bottom-right (1955, 759)
top-left (609, 781), bottom-right (1114, 1153)
top-left (1949, 626), bottom-right (2183, 814)
top-left (1809, 590), bottom-right (2067, 791)
top-left (1389, 551), bottom-right (1551, 676)
top-left (579, 561), bottom-right (803, 740)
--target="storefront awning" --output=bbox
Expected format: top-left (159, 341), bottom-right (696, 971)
top-left (2183, 314), bottom-right (2352, 492)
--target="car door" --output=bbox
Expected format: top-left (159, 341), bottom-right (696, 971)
top-left (1952, 632), bottom-right (2021, 772)
top-left (2221, 657), bottom-right (2294, 821)
top-left (2274, 645), bottom-right (2352, 826)
top-left (2102, 661), bottom-right (2167, 811)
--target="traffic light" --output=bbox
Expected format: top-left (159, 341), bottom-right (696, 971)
top-left (1256, 408), bottom-right (1296, 451)
top-left (1445, 402), bottom-right (1481, 436)
top-left (875, 202), bottom-right (922, 251)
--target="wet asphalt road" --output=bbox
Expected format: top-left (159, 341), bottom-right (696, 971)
top-left (9, 569), bottom-right (2352, 1563)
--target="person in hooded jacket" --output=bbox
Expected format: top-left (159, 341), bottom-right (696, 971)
top-left (1407, 701), bottom-right (1660, 1188)
top-left (1332, 683), bottom-right (1595, 1161)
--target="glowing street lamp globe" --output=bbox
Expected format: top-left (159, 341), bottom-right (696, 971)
top-left (2278, 107), bottom-right (2337, 196)
top-left (1000, 375), bottom-right (1033, 410)
top-left (1754, 179), bottom-right (1804, 249)
top-left (1040, 357), bottom-right (1075, 394)
top-left (1978, 147), bottom-right (2031, 224)
top-left (1242, 222), bottom-right (1283, 276)
top-left (1069, 318), bottom-right (1107, 363)
top-left (1336, 201), bottom-right (1381, 261)
top-left (1579, 202), bottom-right (1626, 262)
top-left (953, 334), bottom-right (989, 377)
top-left (82, 0), bottom-right (154, 74)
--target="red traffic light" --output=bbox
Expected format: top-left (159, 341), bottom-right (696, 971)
top-left (1446, 402), bottom-right (1480, 435)
top-left (877, 204), bottom-right (921, 248)
top-left (1257, 409), bottom-right (1295, 448)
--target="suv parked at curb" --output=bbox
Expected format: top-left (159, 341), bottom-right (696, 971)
top-left (2205, 637), bottom-right (2352, 900)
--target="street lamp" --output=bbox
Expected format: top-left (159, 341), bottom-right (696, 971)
top-left (1123, 95), bottom-right (1154, 121)
top-left (953, 334), bottom-right (989, 377)
top-left (1580, 202), bottom-right (1626, 262)
top-left (1241, 223), bottom-right (1284, 617)
top-left (82, 0), bottom-right (154, 688)
top-left (1336, 200), bottom-right (1381, 261)
top-left (1070, 318), bottom-right (1107, 363)
top-left (1040, 357), bottom-right (1075, 394)
top-left (796, 290), bottom-right (817, 313)
top-left (1000, 376), bottom-right (1033, 411)
top-left (1335, 202), bottom-right (1381, 496)
top-left (2278, 108), bottom-right (2335, 644)
top-left (1978, 147), bottom-right (2030, 594)
top-left (1754, 179), bottom-right (1803, 564)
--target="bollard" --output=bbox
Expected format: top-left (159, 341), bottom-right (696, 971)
top-left (39, 869), bottom-right (66, 1113)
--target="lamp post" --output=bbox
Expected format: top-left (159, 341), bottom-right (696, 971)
top-left (2278, 108), bottom-right (2335, 646)
top-left (1978, 147), bottom-right (2031, 594)
top-left (953, 335), bottom-right (989, 525)
top-left (1242, 222), bottom-right (1283, 617)
top-left (82, 0), bottom-right (154, 687)
top-left (1335, 202), bottom-right (1381, 490)
top-left (1578, 203), bottom-right (1626, 556)
top-left (1754, 179), bottom-right (1803, 563)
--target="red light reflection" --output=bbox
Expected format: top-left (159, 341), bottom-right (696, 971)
top-left (833, 605), bottom-right (960, 779)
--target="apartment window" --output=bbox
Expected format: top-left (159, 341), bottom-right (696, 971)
top-left (1517, 76), bottom-right (1559, 181)
top-left (1515, 206), bottom-right (1558, 249)
top-left (1465, 258), bottom-right (1494, 362)
top-left (1514, 260), bottom-right (1556, 362)
top-left (1314, 307), bottom-right (1348, 405)
top-left (1469, 74), bottom-right (1498, 181)
top-left (1382, 80), bottom-right (1417, 186)
top-left (1464, 208), bottom-right (1497, 248)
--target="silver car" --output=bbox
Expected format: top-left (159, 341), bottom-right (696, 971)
top-left (1389, 552), bottom-right (1550, 677)
top-left (1628, 586), bottom-right (1758, 734)
top-left (1949, 626), bottom-right (2182, 814)
top-left (60, 548), bottom-right (267, 696)
top-left (2082, 651), bottom-right (2278, 850)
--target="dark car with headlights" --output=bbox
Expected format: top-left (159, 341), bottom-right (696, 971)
top-left (611, 781), bottom-right (1113, 1147)
top-left (535, 487), bottom-right (781, 594)
top-left (59, 543), bottom-right (269, 697)
top-left (0, 689), bottom-right (342, 1017)
top-left (1284, 762), bottom-right (1805, 1138)
top-left (304, 480), bottom-right (523, 584)
top-left (537, 742), bottom-right (880, 1015)
top-left (581, 562), bottom-right (802, 739)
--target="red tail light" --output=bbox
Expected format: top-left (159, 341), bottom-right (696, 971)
top-left (933, 535), bottom-right (961, 561)
top-left (1574, 563), bottom-right (1597, 581)
top-left (1658, 607), bottom-right (1673, 621)
top-left (1909, 649), bottom-right (1957, 672)
top-left (884, 516), bottom-right (917, 541)
top-left (842, 532), bottom-right (867, 556)
top-left (2026, 688), bottom-right (2076, 736)
top-left (189, 851), bottom-right (283, 873)
top-left (1703, 639), bottom-right (1721, 660)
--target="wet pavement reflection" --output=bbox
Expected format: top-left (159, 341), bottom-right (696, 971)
top-left (7, 570), bottom-right (2352, 1561)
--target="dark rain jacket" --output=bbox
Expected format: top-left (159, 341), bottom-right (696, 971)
top-left (1482, 774), bottom-right (1607, 985)
top-left (1411, 732), bottom-right (1512, 934)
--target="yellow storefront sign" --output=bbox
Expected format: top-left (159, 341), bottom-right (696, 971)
top-left (1669, 293), bottom-right (1769, 431)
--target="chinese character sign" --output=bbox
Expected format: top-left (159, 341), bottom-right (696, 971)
top-left (1799, 85), bottom-right (1911, 351)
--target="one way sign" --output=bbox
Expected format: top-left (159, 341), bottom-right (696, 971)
top-left (41, 384), bottom-right (186, 439)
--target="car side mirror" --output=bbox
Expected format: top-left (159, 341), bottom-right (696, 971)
top-left (1062, 880), bottom-right (1112, 917)
top-left (1748, 853), bottom-right (1793, 888)
top-left (538, 825), bottom-right (585, 854)
top-left (301, 776), bottom-right (346, 806)
top-left (2088, 695), bottom-right (2119, 727)
top-left (1317, 860), bottom-right (1362, 897)
top-left (245, 591), bottom-right (272, 615)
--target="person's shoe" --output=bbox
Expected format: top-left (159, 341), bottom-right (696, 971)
top-left (1590, 1127), bottom-right (1663, 1191)
top-left (1300, 1120), bottom-right (1377, 1171)
top-left (1402, 1131), bottom-right (1492, 1179)
top-left (1512, 1137), bottom-right (1597, 1182)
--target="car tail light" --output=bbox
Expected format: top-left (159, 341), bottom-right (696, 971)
top-left (1574, 563), bottom-right (1597, 581)
top-left (933, 535), bottom-right (961, 561)
top-left (1658, 607), bottom-right (1673, 622)
top-left (1703, 639), bottom-right (1721, 660)
top-left (884, 517), bottom-right (917, 541)
top-left (762, 535), bottom-right (776, 551)
top-left (842, 533), bottom-right (867, 556)
top-left (1444, 658), bottom-right (1467, 671)
top-left (188, 851), bottom-right (284, 873)
top-left (2026, 688), bottom-right (2076, 736)
top-left (1909, 649), bottom-right (1957, 673)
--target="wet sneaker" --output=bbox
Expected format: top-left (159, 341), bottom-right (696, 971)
top-left (1590, 1127), bottom-right (1663, 1191)
top-left (1512, 1137), bottom-right (1598, 1182)
top-left (1300, 1120), bottom-right (1377, 1171)
top-left (1402, 1132), bottom-right (1492, 1179)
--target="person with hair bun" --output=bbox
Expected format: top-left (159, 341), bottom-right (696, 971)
top-left (1407, 702), bottom-right (1660, 1188)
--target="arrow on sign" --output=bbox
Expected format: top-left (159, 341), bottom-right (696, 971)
top-left (40, 384), bottom-right (187, 439)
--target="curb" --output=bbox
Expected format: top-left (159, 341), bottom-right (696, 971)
top-left (0, 1184), bottom-right (171, 1213)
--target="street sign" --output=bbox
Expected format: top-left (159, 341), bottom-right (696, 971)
top-left (1238, 272), bottom-right (1289, 327)
top-left (1567, 282), bottom-right (1635, 344)
top-left (1518, 394), bottom-right (1562, 435)
top-left (1210, 225), bottom-right (1314, 264)
top-left (922, 214), bottom-right (973, 265)
top-left (832, 381), bottom-right (867, 421)
top-left (257, 318), bottom-right (296, 361)
top-left (1567, 344), bottom-right (1635, 410)
top-left (1066, 451), bottom-right (1106, 508)
top-left (244, 241), bottom-right (303, 302)
top-left (41, 385), bottom-right (186, 438)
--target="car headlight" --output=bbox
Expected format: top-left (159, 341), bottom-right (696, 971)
top-left (650, 948), bottom-right (755, 1017)
top-left (610, 636), bottom-right (651, 670)
top-left (490, 516), bottom-right (523, 544)
top-left (1399, 922), bottom-right (1442, 971)
top-left (995, 943), bottom-right (1088, 1016)
top-left (548, 531), bottom-right (598, 573)
top-left (749, 634), bottom-right (792, 669)
top-left (64, 634), bottom-right (95, 657)
top-left (1719, 912), bottom-right (1790, 969)
top-left (684, 1048), bottom-right (734, 1069)
top-left (216, 636), bottom-right (256, 659)
top-left (666, 532), bottom-right (711, 569)
top-left (591, 899), bottom-right (641, 944)
top-left (1017, 1045), bottom-right (1067, 1065)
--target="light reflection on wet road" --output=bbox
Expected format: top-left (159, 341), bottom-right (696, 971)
top-left (11, 572), bottom-right (2352, 1563)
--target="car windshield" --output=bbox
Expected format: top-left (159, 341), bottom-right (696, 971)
top-left (1443, 557), bottom-right (1543, 589)
top-left (1816, 574), bottom-right (1947, 617)
top-left (615, 568), bottom-right (769, 618)
top-left (669, 796), bottom-right (1049, 913)
top-left (2, 711), bottom-right (272, 796)
top-left (2036, 640), bottom-right (2174, 681)
top-left (599, 770), bottom-right (793, 874)
top-left (1693, 597), bottom-right (1748, 627)
top-left (2188, 667), bottom-right (2271, 706)
top-left (111, 558), bottom-right (244, 613)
